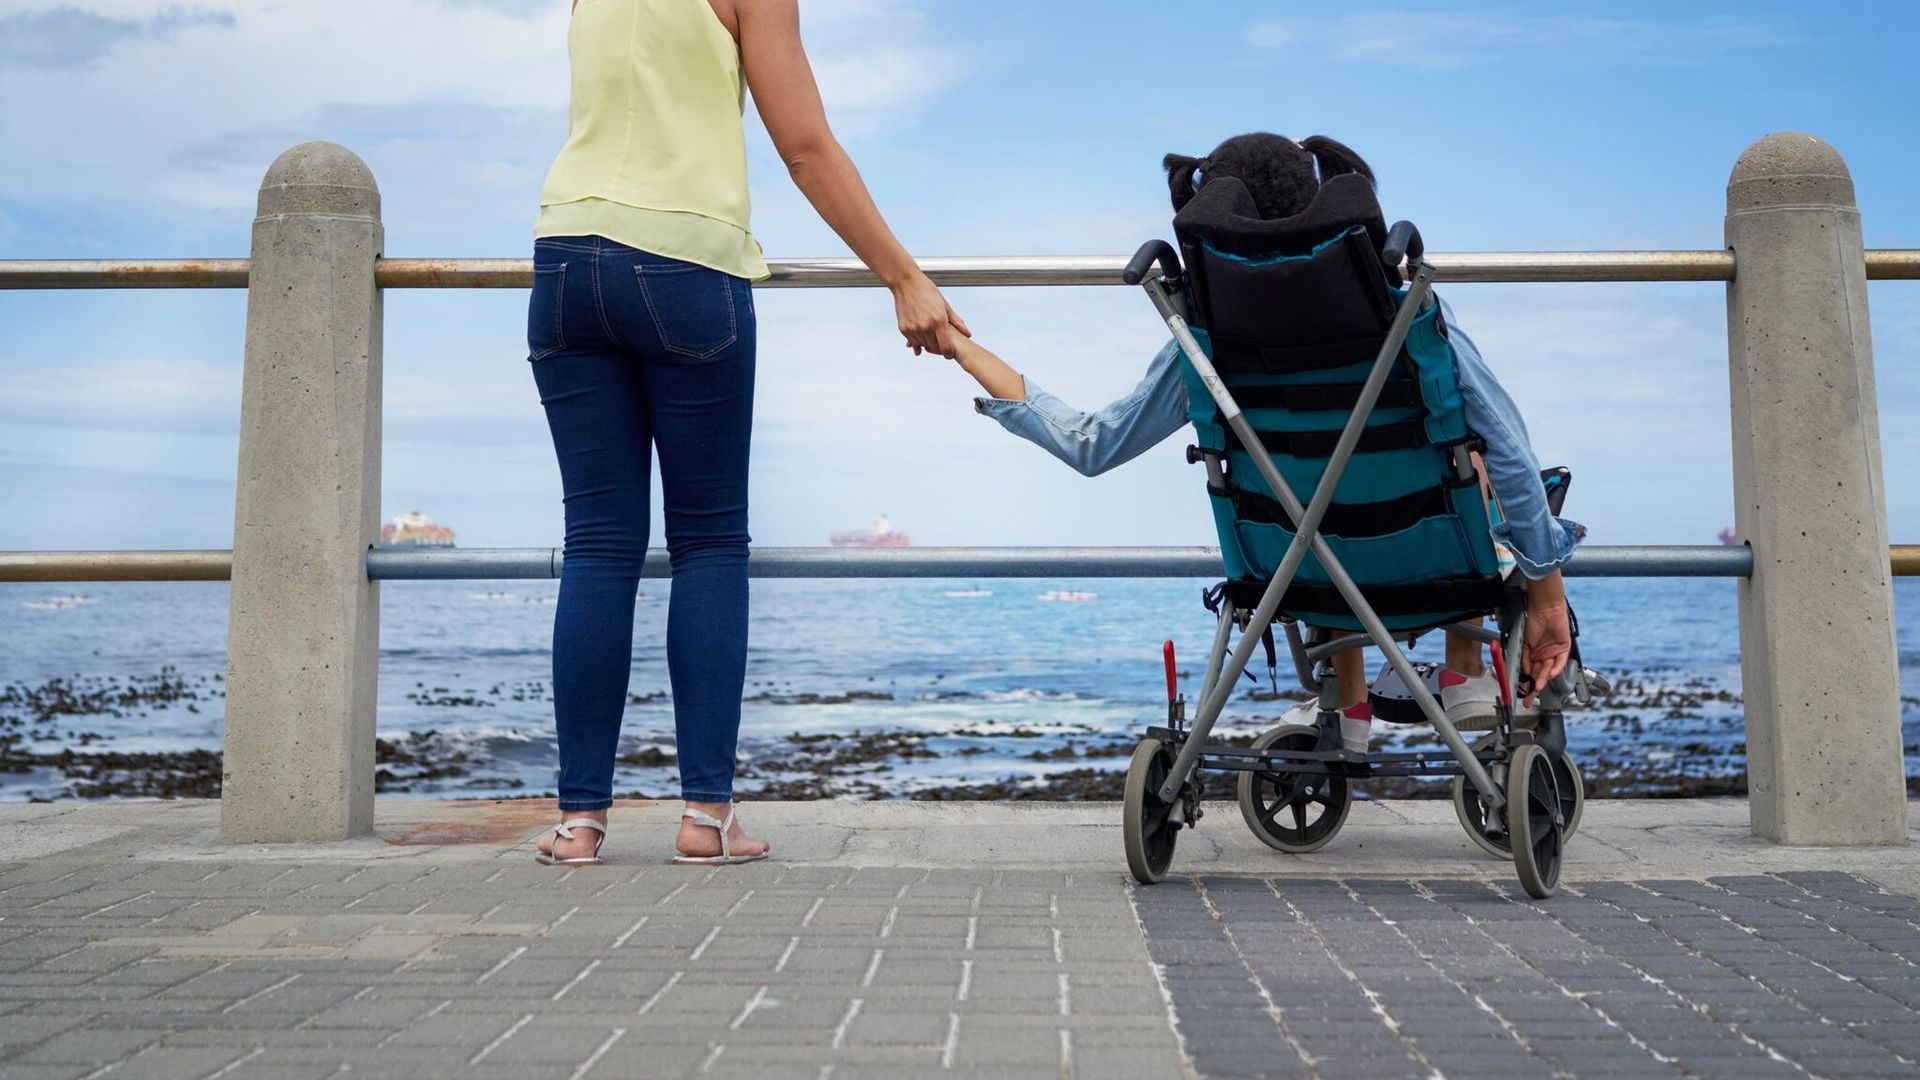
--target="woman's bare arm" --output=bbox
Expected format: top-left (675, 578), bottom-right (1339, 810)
top-left (735, 0), bottom-right (967, 357)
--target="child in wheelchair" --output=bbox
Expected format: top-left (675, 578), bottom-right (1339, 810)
top-left (950, 132), bottom-right (1585, 753)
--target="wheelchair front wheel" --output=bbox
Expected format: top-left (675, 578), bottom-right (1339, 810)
top-left (1124, 737), bottom-right (1181, 884)
top-left (1237, 724), bottom-right (1352, 854)
top-left (1453, 735), bottom-right (1584, 860)
top-left (1507, 743), bottom-right (1565, 899)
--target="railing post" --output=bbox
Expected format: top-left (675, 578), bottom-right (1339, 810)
top-left (1725, 132), bottom-right (1907, 845)
top-left (222, 143), bottom-right (384, 843)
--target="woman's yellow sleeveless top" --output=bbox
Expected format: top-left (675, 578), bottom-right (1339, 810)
top-left (536, 0), bottom-right (769, 282)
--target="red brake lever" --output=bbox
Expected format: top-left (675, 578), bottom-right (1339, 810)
top-left (1488, 644), bottom-right (1515, 708)
top-left (1163, 640), bottom-right (1178, 703)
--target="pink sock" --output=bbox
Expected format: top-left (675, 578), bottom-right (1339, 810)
top-left (1341, 702), bottom-right (1372, 721)
top-left (1439, 669), bottom-right (1469, 690)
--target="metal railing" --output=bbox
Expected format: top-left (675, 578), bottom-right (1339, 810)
top-left (1, 134), bottom-right (1912, 845)
top-left (0, 544), bottom-right (1776, 583)
top-left (6, 249), bottom-right (1920, 292)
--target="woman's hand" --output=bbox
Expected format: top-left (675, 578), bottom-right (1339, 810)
top-left (1520, 570), bottom-right (1571, 704)
top-left (892, 272), bottom-right (970, 358)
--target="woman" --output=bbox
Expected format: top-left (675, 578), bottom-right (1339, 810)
top-left (530, 0), bottom-right (967, 865)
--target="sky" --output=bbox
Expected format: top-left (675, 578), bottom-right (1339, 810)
top-left (1, 0), bottom-right (1916, 553)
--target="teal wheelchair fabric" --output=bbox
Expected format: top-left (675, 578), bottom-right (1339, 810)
top-left (1183, 291), bottom-right (1505, 633)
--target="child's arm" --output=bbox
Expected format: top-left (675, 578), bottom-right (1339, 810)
top-left (954, 337), bottom-right (1026, 402)
top-left (955, 337), bottom-right (1189, 477)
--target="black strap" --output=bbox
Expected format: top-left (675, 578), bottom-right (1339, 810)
top-left (1227, 416), bottom-right (1428, 458)
top-left (1210, 481), bottom-right (1456, 540)
top-left (1226, 380), bottom-right (1420, 413)
top-left (1260, 622), bottom-right (1278, 692)
top-left (1202, 582), bottom-right (1228, 616)
top-left (1223, 575), bottom-right (1508, 623)
top-left (1209, 333), bottom-right (1393, 374)
top-left (1199, 583), bottom-right (1279, 691)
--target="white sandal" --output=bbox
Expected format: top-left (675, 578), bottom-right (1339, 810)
top-left (674, 806), bottom-right (769, 866)
top-left (534, 818), bottom-right (608, 866)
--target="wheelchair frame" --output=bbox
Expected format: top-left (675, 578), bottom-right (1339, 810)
top-left (1119, 237), bottom-right (1584, 899)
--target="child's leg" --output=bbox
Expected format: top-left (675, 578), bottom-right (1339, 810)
top-left (1328, 633), bottom-right (1372, 754)
top-left (1329, 639), bottom-right (1368, 709)
top-left (1445, 623), bottom-right (1486, 677)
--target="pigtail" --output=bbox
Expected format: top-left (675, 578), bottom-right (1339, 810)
top-left (1300, 135), bottom-right (1376, 187)
top-left (1163, 153), bottom-right (1204, 212)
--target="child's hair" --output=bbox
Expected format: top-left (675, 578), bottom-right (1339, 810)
top-left (1163, 133), bottom-right (1374, 220)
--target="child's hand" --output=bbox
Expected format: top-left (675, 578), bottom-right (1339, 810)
top-left (1520, 571), bottom-right (1570, 704)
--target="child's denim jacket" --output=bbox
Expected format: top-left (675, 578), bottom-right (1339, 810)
top-left (975, 297), bottom-right (1584, 579)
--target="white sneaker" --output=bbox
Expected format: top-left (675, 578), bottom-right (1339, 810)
top-left (1439, 668), bottom-right (1499, 726)
top-left (1276, 701), bottom-right (1369, 754)
top-left (1339, 702), bottom-right (1373, 755)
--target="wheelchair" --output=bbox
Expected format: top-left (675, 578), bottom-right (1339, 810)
top-left (1117, 170), bottom-right (1601, 899)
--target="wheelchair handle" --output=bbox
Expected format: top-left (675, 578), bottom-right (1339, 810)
top-left (1382, 220), bottom-right (1424, 269)
top-left (1125, 240), bottom-right (1182, 286)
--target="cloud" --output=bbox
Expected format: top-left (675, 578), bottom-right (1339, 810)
top-left (1246, 11), bottom-right (1793, 70)
top-left (790, 0), bottom-right (973, 137)
top-left (0, 356), bottom-right (239, 435)
top-left (434, 0), bottom-right (547, 17)
top-left (1244, 19), bottom-right (1297, 49)
top-left (0, 0), bottom-right (971, 249)
top-left (0, 5), bottom-right (234, 68)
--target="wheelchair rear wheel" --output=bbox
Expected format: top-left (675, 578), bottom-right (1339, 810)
top-left (1124, 737), bottom-right (1182, 884)
top-left (1507, 743), bottom-right (1565, 899)
top-left (1237, 724), bottom-right (1352, 854)
top-left (1452, 735), bottom-right (1584, 859)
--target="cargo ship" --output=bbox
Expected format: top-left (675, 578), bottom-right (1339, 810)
top-left (830, 514), bottom-right (910, 548)
top-left (380, 512), bottom-right (456, 548)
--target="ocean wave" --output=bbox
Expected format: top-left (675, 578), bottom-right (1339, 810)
top-left (372, 724), bottom-right (548, 749)
top-left (21, 595), bottom-right (101, 611)
top-left (911, 688), bottom-right (1095, 705)
top-left (743, 690), bottom-right (894, 706)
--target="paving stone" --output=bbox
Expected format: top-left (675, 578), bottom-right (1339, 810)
top-left (14, 1027), bottom-right (171, 1065)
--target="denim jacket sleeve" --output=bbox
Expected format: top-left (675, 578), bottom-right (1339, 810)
top-left (1442, 297), bottom-right (1587, 579)
top-left (973, 340), bottom-right (1190, 477)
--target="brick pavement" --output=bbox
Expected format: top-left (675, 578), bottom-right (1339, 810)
top-left (0, 859), bottom-right (1183, 1080)
top-left (1138, 872), bottom-right (1920, 1079)
top-left (6, 858), bottom-right (1920, 1078)
top-left (2, 800), bottom-right (1919, 1078)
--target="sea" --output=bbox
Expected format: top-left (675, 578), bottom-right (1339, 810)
top-left (3, 577), bottom-right (1918, 802)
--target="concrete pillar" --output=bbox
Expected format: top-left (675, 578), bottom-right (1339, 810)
top-left (222, 143), bottom-right (384, 843)
top-left (1725, 132), bottom-right (1907, 846)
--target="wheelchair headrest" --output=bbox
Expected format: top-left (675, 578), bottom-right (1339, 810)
top-left (1173, 173), bottom-right (1389, 261)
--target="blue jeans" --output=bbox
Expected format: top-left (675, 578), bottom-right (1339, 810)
top-left (528, 236), bottom-right (756, 810)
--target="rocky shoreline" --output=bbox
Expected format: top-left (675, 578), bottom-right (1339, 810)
top-left (5, 670), bottom-right (1916, 802)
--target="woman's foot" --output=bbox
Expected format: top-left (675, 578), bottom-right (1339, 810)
top-left (537, 809), bottom-right (609, 862)
top-left (676, 801), bottom-right (770, 861)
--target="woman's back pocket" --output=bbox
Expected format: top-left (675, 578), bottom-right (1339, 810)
top-left (636, 264), bottom-right (740, 360)
top-left (528, 264), bottom-right (568, 361)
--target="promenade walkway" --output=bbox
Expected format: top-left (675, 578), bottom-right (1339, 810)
top-left (3, 799), bottom-right (1918, 1079)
